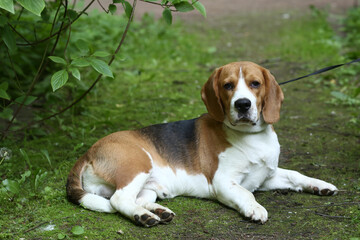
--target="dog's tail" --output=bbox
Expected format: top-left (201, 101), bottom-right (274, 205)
top-left (66, 154), bottom-right (88, 204)
top-left (66, 154), bottom-right (115, 213)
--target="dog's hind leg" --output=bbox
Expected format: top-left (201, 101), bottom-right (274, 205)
top-left (110, 172), bottom-right (161, 227)
top-left (136, 189), bottom-right (175, 224)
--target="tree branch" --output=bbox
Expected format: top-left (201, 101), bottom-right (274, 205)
top-left (7, 23), bottom-right (32, 46)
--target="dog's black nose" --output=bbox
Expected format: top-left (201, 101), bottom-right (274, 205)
top-left (235, 98), bottom-right (251, 113)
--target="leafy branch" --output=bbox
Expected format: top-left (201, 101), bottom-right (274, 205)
top-left (0, 0), bottom-right (206, 139)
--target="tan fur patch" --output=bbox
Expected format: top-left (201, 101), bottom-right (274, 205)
top-left (86, 132), bottom-right (153, 189)
top-left (196, 114), bottom-right (231, 182)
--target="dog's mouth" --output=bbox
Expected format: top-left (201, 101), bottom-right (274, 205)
top-left (229, 115), bottom-right (256, 126)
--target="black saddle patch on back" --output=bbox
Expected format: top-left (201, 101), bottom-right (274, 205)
top-left (137, 118), bottom-right (198, 167)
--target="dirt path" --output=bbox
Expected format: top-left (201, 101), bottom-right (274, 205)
top-left (136, 0), bottom-right (355, 19)
top-left (86, 0), bottom-right (356, 19)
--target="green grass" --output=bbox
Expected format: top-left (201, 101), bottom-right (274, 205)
top-left (1, 7), bottom-right (360, 239)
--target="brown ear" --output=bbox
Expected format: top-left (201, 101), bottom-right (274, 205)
top-left (201, 67), bottom-right (224, 122)
top-left (262, 68), bottom-right (284, 124)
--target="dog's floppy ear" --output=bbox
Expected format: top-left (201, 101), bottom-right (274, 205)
top-left (262, 68), bottom-right (284, 124)
top-left (201, 67), bottom-right (224, 122)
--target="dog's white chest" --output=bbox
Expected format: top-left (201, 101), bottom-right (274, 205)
top-left (217, 125), bottom-right (280, 192)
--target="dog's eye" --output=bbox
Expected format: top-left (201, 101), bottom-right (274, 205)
top-left (250, 81), bottom-right (261, 88)
top-left (223, 83), bottom-right (234, 90)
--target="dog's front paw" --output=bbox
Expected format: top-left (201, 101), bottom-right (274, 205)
top-left (309, 180), bottom-right (338, 196)
top-left (243, 202), bottom-right (268, 224)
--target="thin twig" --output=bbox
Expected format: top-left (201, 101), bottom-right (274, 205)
top-left (14, 7), bottom-right (24, 28)
top-left (16, 0), bottom-right (96, 46)
top-left (97, 0), bottom-right (109, 13)
top-left (273, 201), bottom-right (360, 210)
top-left (315, 211), bottom-right (351, 219)
top-left (139, 0), bottom-right (176, 11)
top-left (307, 126), bottom-right (360, 138)
top-left (109, 2), bottom-right (137, 65)
top-left (6, 48), bottom-right (24, 94)
top-left (23, 221), bottom-right (49, 233)
top-left (7, 23), bottom-right (32, 46)
top-left (63, 0), bottom-right (71, 60)
top-left (139, 0), bottom-right (169, 7)
top-left (139, 0), bottom-right (200, 11)
top-left (71, 0), bottom-right (77, 10)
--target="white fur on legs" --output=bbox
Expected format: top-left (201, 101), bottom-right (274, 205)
top-left (213, 176), bottom-right (268, 223)
top-left (110, 173), bottom-right (160, 227)
top-left (259, 168), bottom-right (338, 195)
top-left (136, 189), bottom-right (175, 223)
top-left (79, 193), bottom-right (116, 213)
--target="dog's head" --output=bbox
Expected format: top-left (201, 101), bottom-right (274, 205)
top-left (201, 62), bottom-right (284, 132)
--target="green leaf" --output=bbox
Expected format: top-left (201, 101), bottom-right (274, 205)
top-left (51, 70), bottom-right (69, 91)
top-left (67, 9), bottom-right (78, 21)
top-left (14, 95), bottom-right (37, 105)
top-left (331, 91), bottom-right (348, 101)
top-left (122, 1), bottom-right (133, 19)
top-left (69, 68), bottom-right (81, 81)
top-left (0, 81), bottom-right (8, 90)
top-left (353, 86), bottom-right (360, 97)
top-left (41, 6), bottom-right (50, 22)
top-left (72, 142), bottom-right (84, 152)
top-left (71, 58), bottom-right (90, 67)
top-left (19, 148), bottom-right (32, 168)
top-left (0, 107), bottom-right (12, 120)
top-left (89, 58), bottom-right (113, 78)
top-left (0, 15), bottom-right (7, 27)
top-left (19, 170), bottom-right (31, 184)
top-left (162, 7), bottom-right (172, 25)
top-left (2, 179), bottom-right (20, 195)
top-left (40, 149), bottom-right (52, 168)
top-left (92, 51), bottom-right (111, 57)
top-left (207, 46), bottom-right (217, 54)
top-left (109, 4), bottom-right (117, 15)
top-left (0, 0), bottom-right (15, 14)
top-left (174, 1), bottom-right (194, 12)
top-left (75, 39), bottom-right (89, 54)
top-left (57, 233), bottom-right (66, 240)
top-left (192, 1), bottom-right (206, 17)
top-left (34, 170), bottom-right (47, 192)
top-left (2, 25), bottom-right (17, 53)
top-left (71, 226), bottom-right (85, 235)
top-left (17, 0), bottom-right (45, 16)
top-left (49, 56), bottom-right (67, 65)
top-left (0, 89), bottom-right (10, 100)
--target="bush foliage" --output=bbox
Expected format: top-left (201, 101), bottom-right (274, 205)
top-left (0, 0), bottom-right (206, 138)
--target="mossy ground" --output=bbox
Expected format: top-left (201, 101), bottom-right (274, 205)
top-left (1, 6), bottom-right (359, 240)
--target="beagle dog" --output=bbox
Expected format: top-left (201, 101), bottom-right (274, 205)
top-left (66, 61), bottom-right (338, 227)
